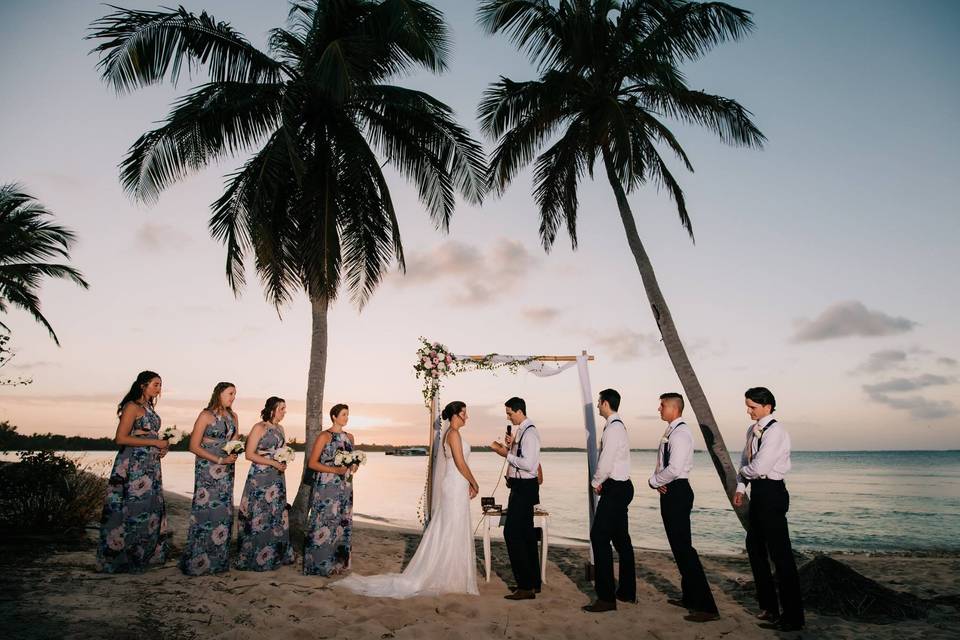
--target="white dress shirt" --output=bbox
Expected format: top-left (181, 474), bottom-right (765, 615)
top-left (592, 413), bottom-right (631, 489)
top-left (648, 418), bottom-right (693, 488)
top-left (507, 418), bottom-right (541, 480)
top-left (736, 414), bottom-right (792, 493)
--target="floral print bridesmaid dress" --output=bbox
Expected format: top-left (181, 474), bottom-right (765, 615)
top-left (303, 431), bottom-right (354, 576)
top-left (179, 412), bottom-right (237, 575)
top-left (96, 402), bottom-right (169, 573)
top-left (235, 424), bottom-right (295, 571)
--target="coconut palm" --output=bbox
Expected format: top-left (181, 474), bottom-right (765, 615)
top-left (0, 183), bottom-right (89, 345)
top-left (478, 0), bottom-right (765, 525)
top-left (88, 0), bottom-right (486, 525)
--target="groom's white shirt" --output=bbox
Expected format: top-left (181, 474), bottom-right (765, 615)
top-left (592, 413), bottom-right (631, 489)
top-left (507, 418), bottom-right (540, 479)
top-left (736, 414), bottom-right (791, 493)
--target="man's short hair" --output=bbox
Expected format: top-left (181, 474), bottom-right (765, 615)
top-left (659, 392), bottom-right (684, 412)
top-left (745, 387), bottom-right (776, 411)
top-left (599, 388), bottom-right (621, 411)
top-left (504, 396), bottom-right (526, 414)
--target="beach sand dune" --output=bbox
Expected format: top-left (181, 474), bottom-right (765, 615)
top-left (2, 492), bottom-right (958, 639)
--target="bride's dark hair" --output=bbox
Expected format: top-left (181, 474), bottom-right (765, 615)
top-left (441, 401), bottom-right (466, 422)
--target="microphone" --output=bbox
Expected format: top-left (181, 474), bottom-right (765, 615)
top-left (506, 423), bottom-right (512, 437)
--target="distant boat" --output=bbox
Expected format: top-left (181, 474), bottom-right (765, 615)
top-left (385, 447), bottom-right (428, 456)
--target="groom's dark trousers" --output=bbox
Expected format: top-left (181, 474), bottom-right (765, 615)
top-left (746, 479), bottom-right (804, 626)
top-left (590, 478), bottom-right (636, 602)
top-left (660, 479), bottom-right (717, 613)
top-left (505, 477), bottom-right (540, 591)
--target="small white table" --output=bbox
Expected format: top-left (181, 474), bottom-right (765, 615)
top-left (481, 509), bottom-right (550, 584)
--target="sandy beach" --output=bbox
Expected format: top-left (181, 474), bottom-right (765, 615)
top-left (1, 491), bottom-right (957, 639)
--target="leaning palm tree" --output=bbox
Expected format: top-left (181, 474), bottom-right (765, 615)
top-left (478, 0), bottom-right (765, 525)
top-left (0, 183), bottom-right (89, 345)
top-left (89, 0), bottom-right (486, 526)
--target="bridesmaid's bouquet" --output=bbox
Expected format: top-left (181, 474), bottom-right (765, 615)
top-left (274, 446), bottom-right (296, 464)
top-left (159, 425), bottom-right (183, 445)
top-left (223, 440), bottom-right (245, 455)
top-left (334, 451), bottom-right (367, 481)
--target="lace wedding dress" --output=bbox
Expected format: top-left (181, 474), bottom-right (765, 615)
top-left (335, 425), bottom-right (479, 598)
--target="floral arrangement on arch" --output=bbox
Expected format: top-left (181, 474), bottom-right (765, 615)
top-left (413, 337), bottom-right (458, 405)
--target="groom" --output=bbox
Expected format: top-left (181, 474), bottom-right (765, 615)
top-left (492, 396), bottom-right (542, 600)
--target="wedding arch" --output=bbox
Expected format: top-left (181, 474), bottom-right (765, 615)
top-left (413, 337), bottom-right (600, 551)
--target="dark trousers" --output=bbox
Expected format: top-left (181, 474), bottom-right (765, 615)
top-left (746, 479), bottom-right (804, 626)
top-left (659, 479), bottom-right (718, 614)
top-left (504, 478), bottom-right (540, 591)
top-left (590, 478), bottom-right (636, 602)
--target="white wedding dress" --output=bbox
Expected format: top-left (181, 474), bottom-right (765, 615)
top-left (335, 426), bottom-right (479, 598)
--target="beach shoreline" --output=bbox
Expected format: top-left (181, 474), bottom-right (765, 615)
top-left (1, 491), bottom-right (958, 639)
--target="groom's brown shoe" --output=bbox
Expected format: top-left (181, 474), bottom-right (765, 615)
top-left (504, 589), bottom-right (536, 600)
top-left (582, 599), bottom-right (617, 613)
top-left (684, 611), bottom-right (720, 623)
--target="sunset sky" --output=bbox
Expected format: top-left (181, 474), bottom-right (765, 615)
top-left (1, 1), bottom-right (958, 450)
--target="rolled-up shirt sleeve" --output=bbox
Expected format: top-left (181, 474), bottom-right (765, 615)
top-left (648, 429), bottom-right (692, 488)
top-left (507, 427), bottom-right (540, 474)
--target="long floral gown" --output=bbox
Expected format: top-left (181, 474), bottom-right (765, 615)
top-left (179, 412), bottom-right (238, 575)
top-left (235, 424), bottom-right (295, 571)
top-left (96, 402), bottom-right (169, 573)
top-left (303, 431), bottom-right (354, 575)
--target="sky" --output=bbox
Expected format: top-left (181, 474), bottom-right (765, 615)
top-left (0, 1), bottom-right (958, 451)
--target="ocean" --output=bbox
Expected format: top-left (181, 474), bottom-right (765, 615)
top-left (7, 449), bottom-right (959, 554)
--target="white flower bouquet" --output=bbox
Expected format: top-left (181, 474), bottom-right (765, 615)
top-left (274, 446), bottom-right (295, 464)
top-left (159, 425), bottom-right (183, 445)
top-left (223, 440), bottom-right (245, 455)
top-left (413, 337), bottom-right (458, 405)
top-left (334, 451), bottom-right (367, 467)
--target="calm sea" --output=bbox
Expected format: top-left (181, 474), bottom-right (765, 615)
top-left (7, 449), bottom-right (959, 554)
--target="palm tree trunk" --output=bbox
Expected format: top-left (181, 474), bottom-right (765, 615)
top-left (290, 293), bottom-right (330, 542)
top-left (602, 149), bottom-right (749, 529)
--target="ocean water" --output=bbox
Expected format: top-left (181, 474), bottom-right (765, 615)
top-left (7, 449), bottom-right (959, 554)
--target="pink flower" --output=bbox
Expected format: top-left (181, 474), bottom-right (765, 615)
top-left (107, 527), bottom-right (124, 551)
top-left (255, 546), bottom-right (275, 566)
top-left (209, 464), bottom-right (226, 480)
top-left (331, 501), bottom-right (341, 516)
top-left (115, 458), bottom-right (129, 478)
top-left (129, 475), bottom-right (152, 498)
top-left (148, 513), bottom-right (160, 533)
top-left (313, 526), bottom-right (331, 546)
top-left (264, 484), bottom-right (280, 503)
top-left (211, 524), bottom-right (229, 546)
top-left (239, 496), bottom-right (249, 515)
top-left (445, 355), bottom-right (452, 364)
top-left (195, 487), bottom-right (210, 507)
top-left (189, 554), bottom-right (211, 573)
top-left (251, 514), bottom-right (267, 531)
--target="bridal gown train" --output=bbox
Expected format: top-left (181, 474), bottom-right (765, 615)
top-left (335, 428), bottom-right (478, 598)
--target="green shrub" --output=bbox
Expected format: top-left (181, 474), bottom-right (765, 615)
top-left (0, 450), bottom-right (108, 537)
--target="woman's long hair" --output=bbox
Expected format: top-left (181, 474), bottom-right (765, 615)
top-left (116, 370), bottom-right (161, 416)
top-left (205, 382), bottom-right (236, 414)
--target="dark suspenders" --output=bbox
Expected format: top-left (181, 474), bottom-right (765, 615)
top-left (663, 421), bottom-right (685, 469)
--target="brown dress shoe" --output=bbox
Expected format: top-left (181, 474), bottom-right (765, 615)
top-left (684, 611), bottom-right (720, 623)
top-left (582, 600), bottom-right (617, 613)
top-left (504, 589), bottom-right (536, 600)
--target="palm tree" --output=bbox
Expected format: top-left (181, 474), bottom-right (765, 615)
top-left (88, 0), bottom-right (486, 527)
top-left (477, 0), bottom-right (765, 525)
top-left (0, 183), bottom-right (89, 345)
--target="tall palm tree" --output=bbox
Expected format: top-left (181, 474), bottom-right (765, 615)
top-left (478, 0), bottom-right (765, 526)
top-left (89, 0), bottom-right (486, 526)
top-left (0, 183), bottom-right (89, 345)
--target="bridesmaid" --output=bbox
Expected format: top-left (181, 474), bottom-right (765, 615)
top-left (303, 403), bottom-right (357, 576)
top-left (180, 382), bottom-right (240, 575)
top-left (235, 396), bottom-right (295, 571)
top-left (96, 370), bottom-right (170, 573)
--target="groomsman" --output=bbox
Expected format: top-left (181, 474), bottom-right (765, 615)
top-left (492, 397), bottom-right (542, 600)
top-left (734, 387), bottom-right (805, 632)
top-left (649, 393), bottom-right (719, 622)
top-left (583, 388), bottom-right (636, 613)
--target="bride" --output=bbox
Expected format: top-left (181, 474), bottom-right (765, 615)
top-left (335, 400), bottom-right (480, 598)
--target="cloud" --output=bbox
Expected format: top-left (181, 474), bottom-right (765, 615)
top-left (522, 307), bottom-right (562, 325)
top-left (396, 238), bottom-right (537, 304)
top-left (863, 374), bottom-right (954, 395)
top-left (5, 360), bottom-right (58, 372)
top-left (862, 373), bottom-right (958, 420)
top-left (939, 357), bottom-right (958, 367)
top-left (135, 222), bottom-right (192, 252)
top-left (589, 328), bottom-right (663, 362)
top-left (852, 349), bottom-right (908, 374)
top-left (793, 301), bottom-right (917, 342)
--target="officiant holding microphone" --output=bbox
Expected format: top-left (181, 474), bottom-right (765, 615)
top-left (491, 397), bottom-right (542, 600)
